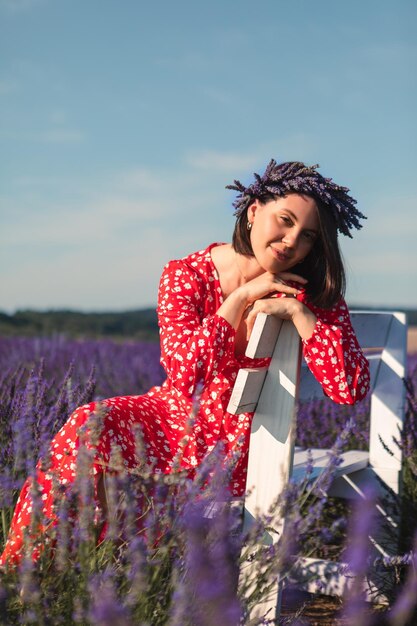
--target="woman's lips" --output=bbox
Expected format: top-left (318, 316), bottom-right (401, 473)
top-left (270, 246), bottom-right (290, 262)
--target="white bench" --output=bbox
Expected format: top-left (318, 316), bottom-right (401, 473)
top-left (228, 310), bottom-right (407, 621)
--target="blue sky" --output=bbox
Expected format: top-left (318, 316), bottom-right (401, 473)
top-left (1, 0), bottom-right (416, 312)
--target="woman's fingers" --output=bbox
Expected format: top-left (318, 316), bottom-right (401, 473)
top-left (241, 270), bottom-right (306, 307)
top-left (274, 271), bottom-right (308, 285)
top-left (245, 297), bottom-right (297, 339)
top-left (271, 276), bottom-right (301, 296)
top-left (274, 283), bottom-right (301, 296)
top-left (245, 308), bottom-right (257, 339)
top-left (245, 302), bottom-right (267, 339)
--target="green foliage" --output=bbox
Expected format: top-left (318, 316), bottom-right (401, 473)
top-left (0, 309), bottom-right (159, 341)
top-left (1, 307), bottom-right (416, 342)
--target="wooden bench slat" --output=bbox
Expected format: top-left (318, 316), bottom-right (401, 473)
top-left (245, 312), bottom-right (283, 358)
top-left (350, 311), bottom-right (405, 348)
top-left (245, 320), bottom-right (301, 520)
top-left (292, 449), bottom-right (369, 484)
top-left (227, 368), bottom-right (267, 414)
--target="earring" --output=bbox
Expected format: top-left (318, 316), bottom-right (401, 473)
top-left (247, 221), bottom-right (252, 230)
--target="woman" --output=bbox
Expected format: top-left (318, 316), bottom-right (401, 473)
top-left (0, 159), bottom-right (370, 566)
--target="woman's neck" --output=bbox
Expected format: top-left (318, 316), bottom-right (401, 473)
top-left (211, 244), bottom-right (263, 297)
top-left (233, 249), bottom-right (264, 283)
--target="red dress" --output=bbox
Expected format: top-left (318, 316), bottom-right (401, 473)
top-left (0, 243), bottom-right (370, 566)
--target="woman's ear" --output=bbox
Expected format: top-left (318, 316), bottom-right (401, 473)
top-left (247, 200), bottom-right (259, 226)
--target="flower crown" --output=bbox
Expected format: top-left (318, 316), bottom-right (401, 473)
top-left (226, 159), bottom-right (366, 238)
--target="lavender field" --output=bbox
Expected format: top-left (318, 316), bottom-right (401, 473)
top-left (0, 334), bottom-right (416, 625)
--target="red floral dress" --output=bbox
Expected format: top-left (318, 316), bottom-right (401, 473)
top-left (0, 243), bottom-right (370, 566)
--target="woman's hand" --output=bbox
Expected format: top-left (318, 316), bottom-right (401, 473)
top-left (245, 296), bottom-right (318, 341)
top-left (240, 271), bottom-right (307, 305)
top-left (217, 272), bottom-right (311, 337)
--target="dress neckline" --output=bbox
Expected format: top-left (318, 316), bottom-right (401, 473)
top-left (202, 242), bottom-right (269, 366)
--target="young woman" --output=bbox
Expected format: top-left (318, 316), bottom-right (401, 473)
top-left (0, 159), bottom-right (370, 566)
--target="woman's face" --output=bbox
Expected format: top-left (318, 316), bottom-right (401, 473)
top-left (247, 194), bottom-right (319, 273)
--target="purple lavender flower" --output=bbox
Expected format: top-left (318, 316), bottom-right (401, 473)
top-left (0, 335), bottom-right (164, 400)
top-left (339, 487), bottom-right (377, 626)
top-left (1, 334), bottom-right (417, 624)
top-left (168, 446), bottom-right (242, 626)
top-left (388, 532), bottom-right (417, 626)
top-left (169, 499), bottom-right (242, 626)
top-left (88, 571), bottom-right (134, 626)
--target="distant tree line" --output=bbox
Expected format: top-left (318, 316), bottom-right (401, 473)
top-left (0, 309), bottom-right (160, 341)
top-left (0, 306), bottom-right (416, 341)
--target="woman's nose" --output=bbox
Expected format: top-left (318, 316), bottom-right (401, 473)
top-left (282, 231), bottom-right (298, 248)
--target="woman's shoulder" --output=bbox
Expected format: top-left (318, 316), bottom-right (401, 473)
top-left (158, 243), bottom-right (225, 308)
top-left (163, 243), bottom-right (225, 276)
top-left (181, 242), bottom-right (225, 265)
top-left (158, 243), bottom-right (224, 295)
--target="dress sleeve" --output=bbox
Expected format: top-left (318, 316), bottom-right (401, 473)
top-left (301, 297), bottom-right (370, 404)
top-left (157, 259), bottom-right (236, 397)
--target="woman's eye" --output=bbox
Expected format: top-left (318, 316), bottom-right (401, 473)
top-left (303, 231), bottom-right (316, 241)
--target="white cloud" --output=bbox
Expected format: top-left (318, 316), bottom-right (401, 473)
top-left (1, 228), bottom-right (165, 311)
top-left (184, 138), bottom-right (323, 176)
top-left (0, 155), bottom-right (235, 310)
top-left (340, 189), bottom-right (417, 307)
top-left (1, 158), bottom-right (227, 246)
top-left (2, 148), bottom-right (416, 312)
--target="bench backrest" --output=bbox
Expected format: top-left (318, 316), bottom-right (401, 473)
top-left (227, 310), bottom-right (408, 520)
top-left (228, 314), bottom-right (301, 524)
top-left (300, 311), bottom-right (407, 493)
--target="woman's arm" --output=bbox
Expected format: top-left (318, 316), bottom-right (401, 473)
top-left (157, 260), bottom-right (237, 397)
top-left (158, 259), bottom-right (306, 396)
top-left (243, 293), bottom-right (370, 405)
top-left (300, 297), bottom-right (370, 404)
